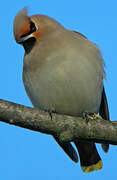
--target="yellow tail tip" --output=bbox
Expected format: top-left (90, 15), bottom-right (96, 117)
top-left (81, 160), bottom-right (103, 173)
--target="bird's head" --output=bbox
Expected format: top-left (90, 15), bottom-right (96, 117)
top-left (13, 8), bottom-right (63, 53)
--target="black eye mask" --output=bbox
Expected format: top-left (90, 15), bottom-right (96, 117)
top-left (20, 21), bottom-right (36, 38)
top-left (30, 21), bottom-right (36, 33)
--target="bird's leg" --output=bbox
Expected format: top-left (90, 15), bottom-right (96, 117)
top-left (83, 111), bottom-right (91, 123)
top-left (48, 111), bottom-right (53, 120)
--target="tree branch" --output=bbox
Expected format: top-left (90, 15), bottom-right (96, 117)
top-left (0, 99), bottom-right (117, 145)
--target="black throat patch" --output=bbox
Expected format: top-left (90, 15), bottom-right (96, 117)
top-left (23, 37), bottom-right (36, 54)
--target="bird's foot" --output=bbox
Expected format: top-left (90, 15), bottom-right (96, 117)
top-left (83, 112), bottom-right (103, 123)
top-left (91, 113), bottom-right (103, 120)
top-left (83, 111), bottom-right (91, 123)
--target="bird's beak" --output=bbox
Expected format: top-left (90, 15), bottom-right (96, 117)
top-left (16, 33), bottom-right (33, 44)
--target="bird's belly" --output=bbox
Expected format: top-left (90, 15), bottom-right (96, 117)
top-left (23, 59), bottom-right (103, 117)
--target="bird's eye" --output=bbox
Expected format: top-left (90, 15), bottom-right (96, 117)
top-left (30, 21), bottom-right (36, 33)
top-left (20, 21), bottom-right (37, 40)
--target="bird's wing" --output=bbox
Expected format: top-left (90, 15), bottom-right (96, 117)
top-left (99, 87), bottom-right (110, 152)
top-left (53, 135), bottom-right (78, 163)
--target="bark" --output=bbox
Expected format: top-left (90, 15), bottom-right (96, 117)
top-left (0, 99), bottom-right (117, 145)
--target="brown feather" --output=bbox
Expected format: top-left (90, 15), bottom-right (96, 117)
top-left (13, 7), bottom-right (30, 40)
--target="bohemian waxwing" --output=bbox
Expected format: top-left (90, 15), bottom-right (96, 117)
top-left (13, 8), bottom-right (110, 173)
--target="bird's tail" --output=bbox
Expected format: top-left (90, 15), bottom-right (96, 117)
top-left (74, 139), bottom-right (102, 172)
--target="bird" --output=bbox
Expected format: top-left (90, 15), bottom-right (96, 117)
top-left (13, 8), bottom-right (110, 173)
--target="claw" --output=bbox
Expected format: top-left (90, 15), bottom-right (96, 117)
top-left (83, 112), bottom-right (103, 123)
top-left (91, 113), bottom-right (103, 120)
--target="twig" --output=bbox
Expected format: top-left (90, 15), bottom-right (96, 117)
top-left (0, 99), bottom-right (117, 145)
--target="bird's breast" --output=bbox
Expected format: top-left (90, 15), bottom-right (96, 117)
top-left (23, 39), bottom-right (104, 116)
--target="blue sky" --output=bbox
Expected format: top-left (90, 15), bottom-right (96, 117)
top-left (0, 0), bottom-right (117, 179)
